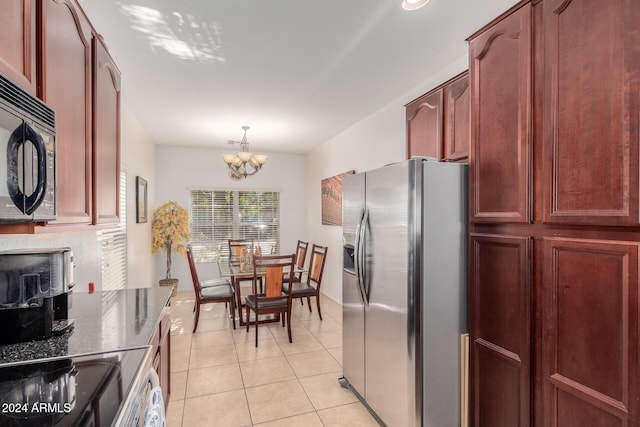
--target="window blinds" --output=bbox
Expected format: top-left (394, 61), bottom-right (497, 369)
top-left (100, 170), bottom-right (128, 290)
top-left (189, 189), bottom-right (280, 262)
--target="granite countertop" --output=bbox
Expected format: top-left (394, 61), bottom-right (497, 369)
top-left (0, 287), bottom-right (172, 366)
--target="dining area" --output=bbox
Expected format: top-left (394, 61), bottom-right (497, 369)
top-left (166, 238), bottom-right (379, 426)
top-left (186, 238), bottom-right (329, 347)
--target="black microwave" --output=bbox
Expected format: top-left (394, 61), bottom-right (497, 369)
top-left (0, 73), bottom-right (56, 223)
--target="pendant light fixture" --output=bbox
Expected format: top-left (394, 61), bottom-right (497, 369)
top-left (222, 126), bottom-right (268, 181)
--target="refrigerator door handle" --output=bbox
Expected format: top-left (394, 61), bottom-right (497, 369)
top-left (354, 209), bottom-right (368, 304)
top-left (360, 208), bottom-right (370, 305)
top-left (353, 209), bottom-right (364, 302)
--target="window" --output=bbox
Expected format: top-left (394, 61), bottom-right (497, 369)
top-left (189, 189), bottom-right (280, 262)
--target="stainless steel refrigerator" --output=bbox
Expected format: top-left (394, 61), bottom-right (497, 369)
top-left (340, 158), bottom-right (467, 427)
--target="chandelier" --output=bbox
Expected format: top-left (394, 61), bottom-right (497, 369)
top-left (222, 126), bottom-right (268, 181)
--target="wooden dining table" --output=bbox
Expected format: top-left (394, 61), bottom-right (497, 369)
top-left (216, 255), bottom-right (306, 326)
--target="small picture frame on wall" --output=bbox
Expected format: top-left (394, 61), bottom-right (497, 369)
top-left (136, 176), bottom-right (148, 223)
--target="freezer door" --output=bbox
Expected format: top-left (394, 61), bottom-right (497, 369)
top-left (342, 172), bottom-right (366, 398)
top-left (364, 159), bottom-right (420, 427)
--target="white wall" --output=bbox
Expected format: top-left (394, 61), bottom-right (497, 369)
top-left (121, 104), bottom-right (156, 288)
top-left (306, 56), bottom-right (469, 303)
top-left (154, 145), bottom-right (307, 292)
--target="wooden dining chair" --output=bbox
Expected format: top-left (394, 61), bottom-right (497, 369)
top-left (187, 244), bottom-right (232, 309)
top-left (229, 238), bottom-right (263, 292)
top-left (187, 245), bottom-right (236, 332)
top-left (284, 240), bottom-right (308, 283)
top-left (228, 238), bottom-right (254, 258)
top-left (245, 254), bottom-right (296, 347)
top-left (283, 244), bottom-right (328, 320)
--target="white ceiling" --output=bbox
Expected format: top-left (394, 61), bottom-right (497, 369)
top-left (78, 0), bottom-right (517, 154)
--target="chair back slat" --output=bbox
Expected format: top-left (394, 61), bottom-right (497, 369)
top-left (308, 245), bottom-right (328, 286)
top-left (265, 266), bottom-right (284, 297)
top-left (296, 241), bottom-right (308, 268)
top-left (311, 253), bottom-right (322, 281)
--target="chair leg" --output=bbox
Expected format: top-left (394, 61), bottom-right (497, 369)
top-left (193, 302), bottom-right (201, 333)
top-left (254, 312), bottom-right (259, 347)
top-left (230, 299), bottom-right (236, 330)
top-left (286, 310), bottom-right (292, 343)
top-left (316, 295), bottom-right (322, 320)
top-left (246, 305), bottom-right (251, 332)
top-left (307, 296), bottom-right (312, 313)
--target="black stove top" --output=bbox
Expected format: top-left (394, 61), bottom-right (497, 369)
top-left (0, 347), bottom-right (148, 426)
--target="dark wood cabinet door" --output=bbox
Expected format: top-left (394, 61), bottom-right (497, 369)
top-left (542, 0), bottom-right (640, 226)
top-left (406, 88), bottom-right (443, 160)
top-left (444, 72), bottom-right (470, 161)
top-left (0, 0), bottom-right (36, 94)
top-left (92, 35), bottom-right (120, 224)
top-left (469, 4), bottom-right (532, 223)
top-left (40, 0), bottom-right (93, 225)
top-left (469, 233), bottom-right (531, 427)
top-left (543, 237), bottom-right (639, 426)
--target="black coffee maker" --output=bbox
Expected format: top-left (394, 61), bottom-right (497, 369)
top-left (0, 248), bottom-right (75, 344)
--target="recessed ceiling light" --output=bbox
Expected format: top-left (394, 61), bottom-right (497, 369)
top-left (402, 0), bottom-right (430, 11)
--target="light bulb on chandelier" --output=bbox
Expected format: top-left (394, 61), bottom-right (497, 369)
top-left (222, 126), bottom-right (268, 181)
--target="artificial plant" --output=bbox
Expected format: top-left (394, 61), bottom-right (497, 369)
top-left (151, 200), bottom-right (190, 281)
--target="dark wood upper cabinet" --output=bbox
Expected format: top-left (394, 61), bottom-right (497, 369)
top-left (40, 0), bottom-right (93, 226)
top-left (542, 0), bottom-right (639, 226)
top-left (92, 35), bottom-right (121, 225)
top-left (468, 4), bottom-right (532, 224)
top-left (406, 88), bottom-right (443, 160)
top-left (406, 71), bottom-right (470, 162)
top-left (0, 0), bottom-right (36, 94)
top-left (0, 0), bottom-right (121, 233)
top-left (444, 72), bottom-right (470, 161)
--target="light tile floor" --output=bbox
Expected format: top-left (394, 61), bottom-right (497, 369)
top-left (165, 291), bottom-right (380, 427)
